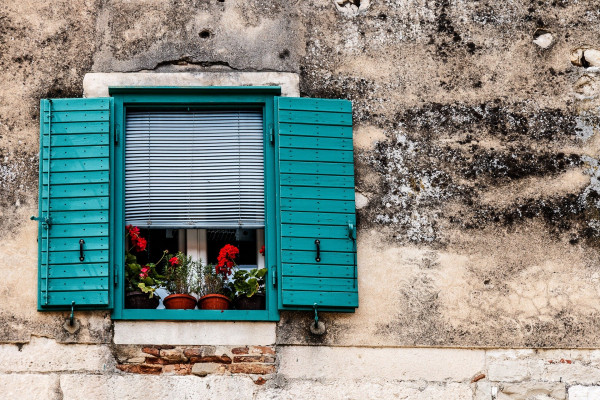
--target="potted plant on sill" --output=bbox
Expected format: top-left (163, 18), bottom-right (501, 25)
top-left (197, 264), bottom-right (231, 310)
top-left (230, 267), bottom-right (267, 310)
top-left (124, 225), bottom-right (165, 309)
top-left (163, 252), bottom-right (201, 310)
top-left (230, 245), bottom-right (267, 310)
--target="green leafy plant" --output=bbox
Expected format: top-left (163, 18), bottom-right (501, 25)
top-left (164, 252), bottom-right (202, 295)
top-left (230, 267), bottom-right (267, 298)
top-left (124, 225), bottom-right (165, 298)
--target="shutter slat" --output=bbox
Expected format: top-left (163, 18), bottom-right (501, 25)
top-left (37, 98), bottom-right (112, 310)
top-left (48, 264), bottom-right (109, 278)
top-left (41, 277), bottom-right (109, 292)
top-left (276, 97), bottom-right (357, 311)
top-left (282, 264), bottom-right (355, 278)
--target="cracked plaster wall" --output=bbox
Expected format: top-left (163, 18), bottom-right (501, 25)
top-left (1, 0), bottom-right (600, 353)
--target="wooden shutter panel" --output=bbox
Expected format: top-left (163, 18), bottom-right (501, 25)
top-left (276, 97), bottom-right (358, 311)
top-left (37, 98), bottom-right (112, 310)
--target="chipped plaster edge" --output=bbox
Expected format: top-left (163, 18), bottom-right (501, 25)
top-left (83, 72), bottom-right (300, 97)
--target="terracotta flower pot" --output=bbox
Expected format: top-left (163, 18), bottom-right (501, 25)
top-left (233, 294), bottom-right (265, 310)
top-left (125, 291), bottom-right (160, 309)
top-left (198, 294), bottom-right (231, 310)
top-left (163, 294), bottom-right (197, 310)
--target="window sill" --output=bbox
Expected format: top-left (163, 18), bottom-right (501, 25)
top-left (113, 320), bottom-right (277, 345)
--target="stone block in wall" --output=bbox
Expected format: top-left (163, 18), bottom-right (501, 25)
top-left (486, 350), bottom-right (534, 382)
top-left (0, 374), bottom-right (60, 400)
top-left (254, 380), bottom-right (472, 400)
top-left (568, 386), bottom-right (600, 400)
top-left (0, 336), bottom-right (114, 373)
top-left (496, 382), bottom-right (566, 400)
top-left (487, 349), bottom-right (600, 385)
top-left (60, 374), bottom-right (257, 400)
top-left (277, 346), bottom-right (485, 382)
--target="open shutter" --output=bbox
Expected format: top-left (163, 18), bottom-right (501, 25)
top-left (276, 97), bottom-right (358, 311)
top-left (36, 98), bottom-right (112, 310)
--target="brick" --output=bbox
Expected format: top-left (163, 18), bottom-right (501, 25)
top-left (183, 348), bottom-right (202, 358)
top-left (251, 346), bottom-right (275, 355)
top-left (227, 363), bottom-right (276, 375)
top-left (232, 347), bottom-right (250, 355)
top-left (145, 357), bottom-right (184, 365)
top-left (124, 357), bottom-right (146, 364)
top-left (160, 349), bottom-right (188, 362)
top-left (141, 347), bottom-right (160, 357)
top-left (189, 354), bottom-right (232, 364)
top-left (116, 364), bottom-right (162, 375)
top-left (162, 364), bottom-right (192, 375)
top-left (233, 355), bottom-right (275, 363)
top-left (254, 377), bottom-right (267, 385)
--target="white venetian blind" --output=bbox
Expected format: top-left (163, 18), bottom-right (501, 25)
top-left (125, 110), bottom-right (264, 228)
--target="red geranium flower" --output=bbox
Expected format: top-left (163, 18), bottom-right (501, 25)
top-left (126, 225), bottom-right (147, 252)
top-left (133, 237), bottom-right (147, 252)
top-left (139, 266), bottom-right (150, 279)
top-left (259, 245), bottom-right (265, 256)
top-left (216, 244), bottom-right (239, 276)
top-left (169, 256), bottom-right (179, 266)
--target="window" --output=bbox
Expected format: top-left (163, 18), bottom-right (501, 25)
top-left (35, 87), bottom-right (358, 321)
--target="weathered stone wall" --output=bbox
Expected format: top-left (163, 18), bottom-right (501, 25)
top-left (2, 0), bottom-right (600, 398)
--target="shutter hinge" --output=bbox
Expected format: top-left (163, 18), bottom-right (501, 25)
top-left (114, 124), bottom-right (120, 145)
top-left (269, 124), bottom-right (274, 145)
top-left (271, 266), bottom-right (277, 287)
top-left (114, 269), bottom-right (118, 287)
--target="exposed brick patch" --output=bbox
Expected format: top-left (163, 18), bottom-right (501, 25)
top-left (233, 355), bottom-right (276, 363)
top-left (227, 363), bottom-right (276, 374)
top-left (117, 364), bottom-right (162, 375)
top-left (471, 373), bottom-right (486, 383)
top-left (114, 344), bottom-right (274, 376)
top-left (232, 346), bottom-right (250, 355)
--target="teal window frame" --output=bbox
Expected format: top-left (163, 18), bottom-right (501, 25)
top-left (109, 87), bottom-right (281, 321)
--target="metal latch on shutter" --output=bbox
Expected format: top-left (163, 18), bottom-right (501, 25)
top-left (30, 215), bottom-right (52, 227)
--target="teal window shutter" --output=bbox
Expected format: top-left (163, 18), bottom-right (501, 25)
top-left (276, 97), bottom-right (358, 311)
top-left (36, 98), bottom-right (113, 310)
